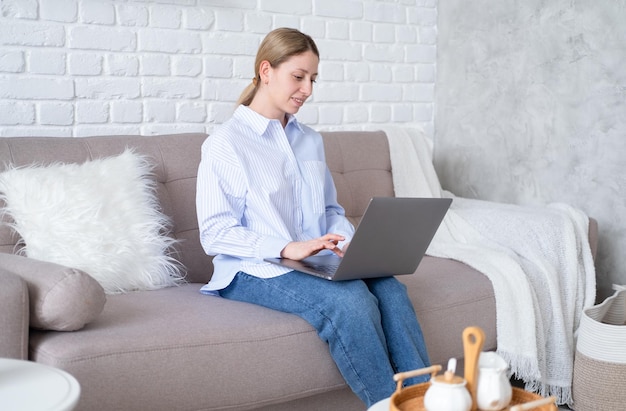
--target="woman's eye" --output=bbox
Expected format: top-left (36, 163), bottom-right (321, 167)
top-left (294, 75), bottom-right (303, 81)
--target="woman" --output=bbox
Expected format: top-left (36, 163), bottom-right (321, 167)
top-left (196, 27), bottom-right (430, 407)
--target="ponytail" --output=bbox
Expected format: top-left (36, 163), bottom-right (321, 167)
top-left (237, 79), bottom-right (258, 106)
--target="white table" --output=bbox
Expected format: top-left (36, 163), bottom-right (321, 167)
top-left (368, 397), bottom-right (391, 410)
top-left (0, 358), bottom-right (81, 411)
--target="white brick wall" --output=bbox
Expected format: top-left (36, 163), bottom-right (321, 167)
top-left (0, 0), bottom-right (437, 137)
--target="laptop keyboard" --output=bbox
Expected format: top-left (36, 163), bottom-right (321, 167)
top-left (303, 262), bottom-right (340, 276)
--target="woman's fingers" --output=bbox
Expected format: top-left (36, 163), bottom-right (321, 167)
top-left (280, 234), bottom-right (346, 260)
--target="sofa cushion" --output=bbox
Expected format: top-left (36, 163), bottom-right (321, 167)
top-left (321, 131), bottom-right (394, 227)
top-left (0, 253), bottom-right (106, 332)
top-left (400, 256), bottom-right (497, 369)
top-left (30, 284), bottom-right (349, 410)
top-left (0, 150), bottom-right (185, 294)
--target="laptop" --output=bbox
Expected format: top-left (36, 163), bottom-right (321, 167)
top-left (264, 197), bottom-right (452, 281)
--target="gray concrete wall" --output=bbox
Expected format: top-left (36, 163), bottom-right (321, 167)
top-left (435, 0), bottom-right (626, 301)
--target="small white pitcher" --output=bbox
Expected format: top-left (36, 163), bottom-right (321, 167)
top-left (476, 352), bottom-right (512, 411)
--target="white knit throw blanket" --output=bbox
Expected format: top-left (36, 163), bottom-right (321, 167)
top-left (382, 126), bottom-right (596, 405)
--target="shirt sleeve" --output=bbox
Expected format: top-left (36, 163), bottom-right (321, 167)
top-left (196, 138), bottom-right (290, 260)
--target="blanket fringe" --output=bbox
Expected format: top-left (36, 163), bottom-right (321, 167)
top-left (498, 350), bottom-right (540, 380)
top-left (523, 380), bottom-right (573, 407)
top-left (500, 350), bottom-right (573, 406)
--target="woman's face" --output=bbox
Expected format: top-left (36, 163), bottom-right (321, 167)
top-left (257, 50), bottom-right (319, 122)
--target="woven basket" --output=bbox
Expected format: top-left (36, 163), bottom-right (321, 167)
top-left (573, 353), bottom-right (626, 411)
top-left (572, 285), bottom-right (626, 411)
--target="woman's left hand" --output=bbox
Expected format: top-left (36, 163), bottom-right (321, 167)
top-left (280, 234), bottom-right (346, 260)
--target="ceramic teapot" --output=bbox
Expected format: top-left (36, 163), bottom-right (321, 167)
top-left (476, 352), bottom-right (513, 410)
top-left (424, 358), bottom-right (472, 411)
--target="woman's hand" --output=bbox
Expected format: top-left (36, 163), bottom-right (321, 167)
top-left (280, 234), bottom-right (346, 260)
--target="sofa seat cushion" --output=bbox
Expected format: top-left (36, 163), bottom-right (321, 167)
top-left (29, 284), bottom-right (348, 411)
top-left (403, 256), bottom-right (497, 367)
top-left (29, 258), bottom-right (497, 411)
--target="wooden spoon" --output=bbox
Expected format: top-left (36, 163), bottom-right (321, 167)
top-left (463, 326), bottom-right (485, 411)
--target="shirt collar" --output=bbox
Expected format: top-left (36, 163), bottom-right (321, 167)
top-left (285, 113), bottom-right (304, 133)
top-left (234, 105), bottom-right (304, 135)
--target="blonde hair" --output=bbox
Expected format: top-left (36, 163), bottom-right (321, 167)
top-left (237, 28), bottom-right (319, 106)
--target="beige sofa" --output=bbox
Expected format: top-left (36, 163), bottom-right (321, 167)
top-left (0, 131), bottom-right (598, 411)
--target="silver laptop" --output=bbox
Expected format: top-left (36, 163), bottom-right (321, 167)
top-left (264, 197), bottom-right (451, 281)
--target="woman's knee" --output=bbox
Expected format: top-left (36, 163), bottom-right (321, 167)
top-left (367, 277), bottom-right (408, 297)
top-left (322, 281), bottom-right (380, 320)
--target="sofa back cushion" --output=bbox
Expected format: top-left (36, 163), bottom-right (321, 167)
top-left (321, 130), bottom-right (394, 227)
top-left (0, 131), bottom-right (394, 284)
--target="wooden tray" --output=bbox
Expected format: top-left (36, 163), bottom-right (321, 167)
top-left (390, 383), bottom-right (556, 411)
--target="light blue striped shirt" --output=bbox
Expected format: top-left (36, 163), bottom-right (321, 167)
top-left (197, 105), bottom-right (355, 292)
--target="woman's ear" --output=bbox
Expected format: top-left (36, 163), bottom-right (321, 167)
top-left (259, 60), bottom-right (271, 85)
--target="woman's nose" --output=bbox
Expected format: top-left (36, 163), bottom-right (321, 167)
top-left (301, 80), bottom-right (313, 96)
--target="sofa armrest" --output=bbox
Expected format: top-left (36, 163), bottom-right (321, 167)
top-left (0, 253), bottom-right (106, 332)
top-left (0, 267), bottom-right (29, 359)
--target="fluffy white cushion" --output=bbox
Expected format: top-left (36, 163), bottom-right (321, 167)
top-left (0, 150), bottom-right (185, 294)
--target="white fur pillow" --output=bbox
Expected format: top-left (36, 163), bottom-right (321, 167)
top-left (0, 150), bottom-right (185, 294)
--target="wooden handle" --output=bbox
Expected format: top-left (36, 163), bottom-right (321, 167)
top-left (392, 364), bottom-right (442, 394)
top-left (509, 396), bottom-right (556, 411)
top-left (463, 326), bottom-right (485, 411)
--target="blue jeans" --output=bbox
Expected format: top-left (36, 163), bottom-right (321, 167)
top-left (220, 271), bottom-right (431, 407)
